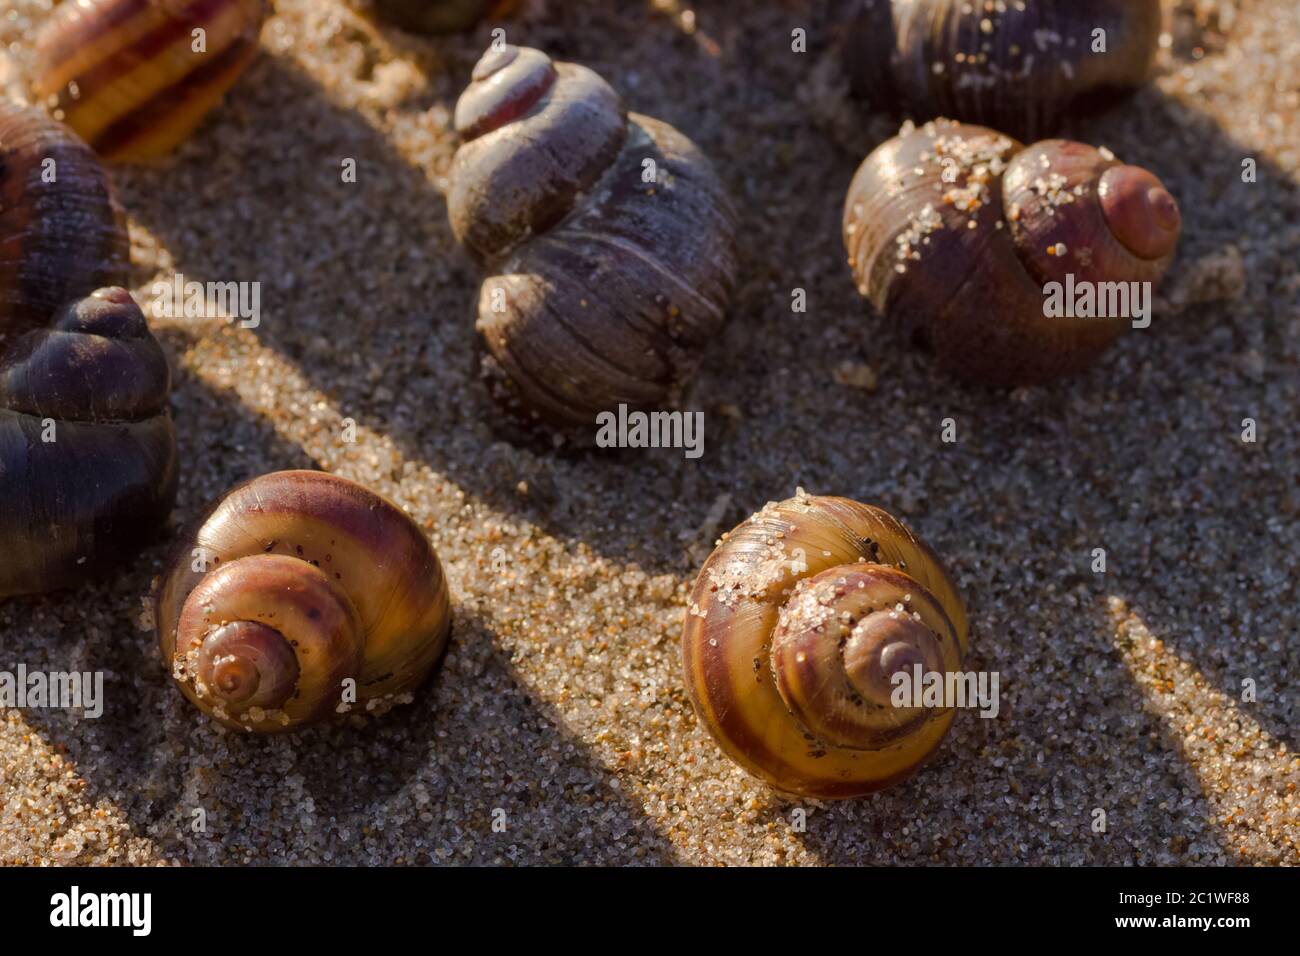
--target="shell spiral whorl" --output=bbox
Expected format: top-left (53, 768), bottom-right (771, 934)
top-left (448, 44), bottom-right (738, 433)
top-left (845, 0), bottom-right (1164, 139)
top-left (682, 493), bottom-right (968, 798)
top-left (843, 119), bottom-right (1181, 385)
top-left (33, 0), bottom-right (268, 163)
top-left (156, 471), bottom-right (453, 733)
top-left (0, 103), bottom-right (176, 598)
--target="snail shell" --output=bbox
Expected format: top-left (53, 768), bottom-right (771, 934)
top-left (845, 0), bottom-right (1163, 140)
top-left (447, 45), bottom-right (738, 433)
top-left (371, 0), bottom-right (519, 34)
top-left (32, 0), bottom-right (268, 163)
top-left (682, 493), bottom-right (968, 798)
top-left (843, 118), bottom-right (1181, 384)
top-left (155, 471), bottom-right (453, 733)
top-left (0, 103), bottom-right (176, 598)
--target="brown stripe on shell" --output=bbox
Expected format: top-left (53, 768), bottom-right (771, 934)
top-left (42, 0), bottom-right (234, 103)
top-left (34, 0), bottom-right (266, 161)
top-left (199, 471), bottom-right (436, 572)
top-left (32, 0), bottom-right (153, 84)
top-left (88, 30), bottom-right (262, 159)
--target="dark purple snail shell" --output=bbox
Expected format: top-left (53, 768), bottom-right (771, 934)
top-left (842, 119), bottom-right (1181, 384)
top-left (447, 44), bottom-right (738, 433)
top-left (845, 0), bottom-right (1164, 140)
top-left (0, 103), bottom-right (176, 598)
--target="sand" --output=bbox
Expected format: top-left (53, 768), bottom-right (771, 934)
top-left (0, 0), bottom-right (1296, 866)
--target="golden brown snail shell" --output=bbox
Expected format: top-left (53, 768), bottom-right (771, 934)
top-left (681, 493), bottom-right (969, 799)
top-left (0, 102), bottom-right (176, 598)
top-left (843, 118), bottom-right (1181, 385)
top-left (447, 44), bottom-right (738, 434)
top-left (155, 470), bottom-right (453, 734)
top-left (845, 0), bottom-right (1163, 140)
top-left (32, 0), bottom-right (268, 163)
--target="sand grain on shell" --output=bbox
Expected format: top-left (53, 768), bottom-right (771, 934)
top-left (1, 0), bottom-right (1297, 865)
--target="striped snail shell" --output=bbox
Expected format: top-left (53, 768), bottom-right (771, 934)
top-left (843, 118), bottom-right (1181, 385)
top-left (845, 0), bottom-right (1163, 140)
top-left (155, 471), bottom-right (453, 734)
top-left (371, 0), bottom-right (519, 34)
top-left (0, 103), bottom-right (176, 598)
top-left (682, 493), bottom-right (968, 798)
top-left (447, 44), bottom-right (738, 433)
top-left (32, 0), bottom-right (268, 163)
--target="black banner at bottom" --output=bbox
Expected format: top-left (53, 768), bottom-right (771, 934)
top-left (0, 864), bottom-right (1283, 942)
